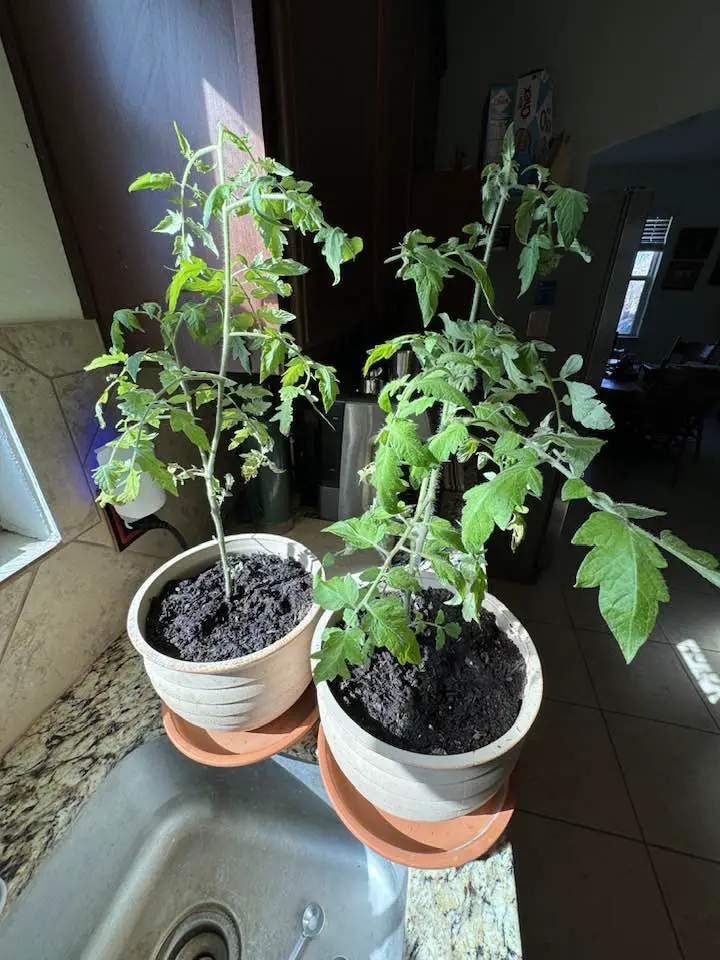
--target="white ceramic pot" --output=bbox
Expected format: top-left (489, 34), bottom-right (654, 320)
top-left (312, 575), bottom-right (543, 821)
top-left (128, 533), bottom-right (321, 731)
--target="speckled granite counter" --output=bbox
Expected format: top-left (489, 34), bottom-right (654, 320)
top-left (0, 637), bottom-right (522, 959)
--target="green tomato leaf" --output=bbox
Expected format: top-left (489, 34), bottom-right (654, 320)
top-left (85, 352), bottom-right (128, 370)
top-left (366, 594), bottom-right (420, 663)
top-left (386, 566), bottom-right (421, 592)
top-left (559, 354), bottom-right (583, 379)
top-left (315, 364), bottom-right (338, 411)
top-left (518, 236), bottom-right (540, 295)
top-left (548, 187), bottom-right (589, 246)
top-left (386, 418), bottom-right (434, 469)
top-left (572, 512), bottom-right (669, 661)
top-left (561, 478), bottom-right (592, 501)
top-left (152, 210), bottom-right (184, 235)
top-left (565, 382), bottom-right (614, 430)
top-left (658, 531), bottom-right (720, 589)
top-left (313, 574), bottom-right (360, 611)
top-left (461, 464), bottom-right (543, 553)
top-left (312, 626), bottom-right (366, 682)
top-left (259, 337), bottom-right (287, 381)
top-left (413, 372), bottom-right (472, 409)
top-left (372, 444), bottom-right (405, 513)
top-left (324, 515), bottom-right (388, 550)
top-left (428, 422), bottom-right (469, 461)
top-left (128, 171), bottom-right (175, 192)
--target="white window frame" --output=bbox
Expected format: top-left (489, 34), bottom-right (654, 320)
top-left (0, 395), bottom-right (61, 581)
top-left (616, 217), bottom-right (672, 339)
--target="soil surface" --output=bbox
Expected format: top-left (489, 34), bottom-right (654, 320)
top-left (146, 554), bottom-right (312, 662)
top-left (330, 588), bottom-right (526, 755)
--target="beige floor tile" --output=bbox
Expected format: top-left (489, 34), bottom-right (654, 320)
top-left (659, 589), bottom-right (720, 653)
top-left (607, 713), bottom-right (720, 860)
top-left (649, 846), bottom-right (720, 960)
top-left (517, 700), bottom-right (640, 838)
top-left (579, 629), bottom-right (716, 731)
top-left (522, 620), bottom-right (597, 707)
top-left (673, 640), bottom-right (720, 730)
top-left (489, 579), bottom-right (571, 627)
top-left (511, 813), bottom-right (681, 960)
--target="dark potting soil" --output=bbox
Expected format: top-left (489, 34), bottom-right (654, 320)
top-left (145, 554), bottom-right (312, 662)
top-left (330, 588), bottom-right (526, 755)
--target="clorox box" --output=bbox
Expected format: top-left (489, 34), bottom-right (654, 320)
top-left (514, 69), bottom-right (553, 172)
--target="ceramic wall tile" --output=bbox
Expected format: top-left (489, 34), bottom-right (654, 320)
top-left (0, 541), bottom-right (157, 754)
top-left (53, 368), bottom-right (107, 464)
top-left (0, 318), bottom-right (104, 378)
top-left (0, 571), bottom-right (33, 663)
top-left (77, 519), bottom-right (181, 562)
top-left (0, 347), bottom-right (99, 540)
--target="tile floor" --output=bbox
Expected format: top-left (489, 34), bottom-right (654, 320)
top-left (290, 415), bottom-right (720, 959)
top-left (503, 424), bottom-right (720, 960)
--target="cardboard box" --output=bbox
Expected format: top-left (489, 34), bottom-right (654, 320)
top-left (514, 69), bottom-right (553, 172)
top-left (481, 83), bottom-right (515, 168)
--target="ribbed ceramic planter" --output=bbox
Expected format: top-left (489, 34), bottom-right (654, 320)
top-left (312, 575), bottom-right (543, 822)
top-left (128, 533), bottom-right (321, 732)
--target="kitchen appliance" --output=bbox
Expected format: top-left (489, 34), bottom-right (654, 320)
top-left (318, 396), bottom-right (430, 521)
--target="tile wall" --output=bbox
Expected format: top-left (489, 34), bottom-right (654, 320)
top-left (0, 318), bottom-right (210, 756)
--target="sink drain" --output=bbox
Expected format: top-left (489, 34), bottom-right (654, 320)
top-left (154, 904), bottom-right (241, 960)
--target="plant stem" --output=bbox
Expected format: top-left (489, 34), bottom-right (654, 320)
top-left (468, 189), bottom-right (508, 325)
top-left (203, 125), bottom-right (234, 598)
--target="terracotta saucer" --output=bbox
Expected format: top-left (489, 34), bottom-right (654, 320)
top-left (162, 684), bottom-right (318, 767)
top-left (317, 726), bottom-right (516, 869)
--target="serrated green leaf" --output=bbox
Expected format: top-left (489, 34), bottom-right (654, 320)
top-left (313, 574), bottom-right (360, 611)
top-left (153, 210), bottom-right (184, 235)
top-left (386, 418), bottom-right (433, 469)
top-left (614, 503), bottom-right (667, 520)
top-left (548, 187), bottom-right (589, 246)
top-left (561, 478), bottom-right (591, 501)
top-left (324, 515), bottom-right (388, 550)
top-left (321, 552), bottom-right (335, 569)
top-left (373, 444), bottom-right (405, 513)
top-left (366, 594), bottom-right (420, 663)
top-left (312, 626), bottom-right (366, 682)
top-left (315, 364), bottom-right (338, 411)
top-left (413, 373), bottom-right (471, 409)
top-left (386, 566), bottom-right (421, 592)
top-left (518, 237), bottom-right (540, 295)
top-left (128, 171), bottom-right (175, 193)
top-left (573, 512), bottom-right (668, 661)
top-left (461, 464), bottom-right (543, 552)
top-left (428, 517), bottom-right (464, 553)
top-left (553, 432), bottom-right (605, 476)
top-left (658, 531), bottom-right (720, 588)
top-left (259, 337), bottom-right (286, 381)
top-left (428, 422), bottom-right (469, 461)
top-left (172, 121), bottom-right (191, 157)
top-left (494, 430), bottom-right (522, 459)
top-left (457, 252), bottom-right (495, 311)
top-left (85, 352), bottom-right (128, 370)
top-left (565, 382), bottom-right (614, 430)
top-left (559, 354), bottom-right (583, 379)
top-left (125, 351), bottom-right (145, 382)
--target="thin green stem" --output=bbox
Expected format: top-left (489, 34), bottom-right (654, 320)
top-left (203, 125), bottom-right (235, 598)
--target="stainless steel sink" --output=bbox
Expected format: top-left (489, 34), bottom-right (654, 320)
top-left (0, 740), bottom-right (407, 959)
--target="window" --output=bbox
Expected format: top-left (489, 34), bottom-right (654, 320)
top-left (0, 395), bottom-right (60, 580)
top-left (616, 216), bottom-right (673, 337)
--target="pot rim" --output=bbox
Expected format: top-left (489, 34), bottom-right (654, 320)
top-left (127, 532), bottom-right (321, 674)
top-left (311, 581), bottom-right (543, 770)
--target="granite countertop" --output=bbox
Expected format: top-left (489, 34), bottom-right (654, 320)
top-left (0, 637), bottom-right (522, 959)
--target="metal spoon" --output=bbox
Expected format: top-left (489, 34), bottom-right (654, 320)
top-left (286, 902), bottom-right (325, 960)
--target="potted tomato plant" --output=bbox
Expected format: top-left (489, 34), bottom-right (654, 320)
top-left (311, 129), bottom-right (720, 822)
top-left (87, 123), bottom-right (361, 732)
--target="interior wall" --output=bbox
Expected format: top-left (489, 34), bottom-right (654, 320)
top-left (0, 41), bottom-right (81, 323)
top-left (588, 162), bottom-right (720, 362)
top-left (436, 0), bottom-right (720, 183)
